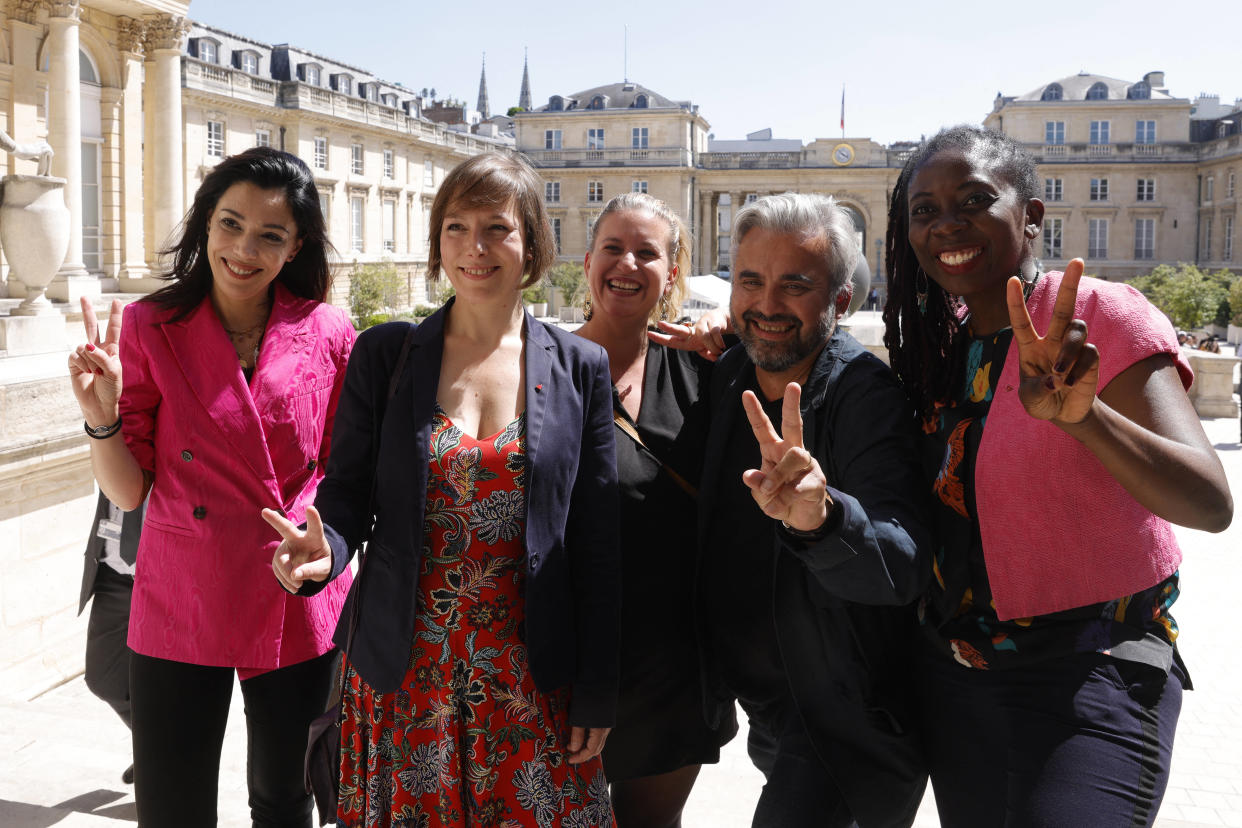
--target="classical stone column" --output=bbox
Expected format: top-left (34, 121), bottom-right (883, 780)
top-left (2, 1), bottom-right (44, 289)
top-left (144, 14), bottom-right (190, 259)
top-left (115, 17), bottom-right (151, 285)
top-left (46, 0), bottom-right (97, 302)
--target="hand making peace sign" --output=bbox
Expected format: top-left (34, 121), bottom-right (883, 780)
top-left (263, 505), bottom-right (333, 593)
top-left (741, 382), bottom-right (832, 533)
top-left (69, 297), bottom-right (124, 428)
top-left (1006, 258), bottom-right (1101, 424)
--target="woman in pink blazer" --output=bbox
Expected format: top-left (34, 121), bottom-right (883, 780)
top-left (69, 147), bottom-right (356, 826)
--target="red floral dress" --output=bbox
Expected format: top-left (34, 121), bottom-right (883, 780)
top-left (337, 405), bottom-right (615, 828)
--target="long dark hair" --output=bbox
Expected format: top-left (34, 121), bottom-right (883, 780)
top-left (145, 147), bottom-right (333, 318)
top-left (882, 125), bottom-right (1038, 421)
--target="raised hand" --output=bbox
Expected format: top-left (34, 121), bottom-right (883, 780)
top-left (741, 382), bottom-right (831, 532)
top-left (263, 505), bottom-right (333, 593)
top-left (647, 307), bottom-right (730, 361)
top-left (1006, 258), bottom-right (1100, 424)
top-left (69, 297), bottom-right (124, 427)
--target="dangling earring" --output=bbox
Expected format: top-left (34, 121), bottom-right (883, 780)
top-left (583, 297), bottom-right (593, 321)
top-left (915, 267), bottom-right (929, 315)
top-left (659, 292), bottom-right (671, 322)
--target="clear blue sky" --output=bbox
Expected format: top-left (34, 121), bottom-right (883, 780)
top-left (189, 0), bottom-right (1239, 146)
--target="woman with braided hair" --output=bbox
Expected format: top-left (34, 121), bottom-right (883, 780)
top-left (883, 124), bottom-right (1231, 826)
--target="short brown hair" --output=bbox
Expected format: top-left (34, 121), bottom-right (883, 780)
top-left (427, 151), bottom-right (555, 289)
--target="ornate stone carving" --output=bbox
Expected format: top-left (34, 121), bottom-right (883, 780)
top-left (5, 0), bottom-right (42, 25)
top-left (115, 16), bottom-right (145, 56)
top-left (143, 14), bottom-right (190, 52)
top-left (45, 0), bottom-right (80, 20)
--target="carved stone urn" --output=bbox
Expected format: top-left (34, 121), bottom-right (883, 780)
top-left (1, 174), bottom-right (71, 316)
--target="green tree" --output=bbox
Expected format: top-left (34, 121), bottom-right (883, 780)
top-left (347, 260), bottom-right (403, 329)
top-left (1127, 263), bottom-right (1234, 330)
top-left (507, 106), bottom-right (525, 117)
top-left (548, 262), bottom-right (587, 308)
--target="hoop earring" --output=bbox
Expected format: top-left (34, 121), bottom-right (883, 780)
top-left (583, 297), bottom-right (593, 321)
top-left (915, 267), bottom-right (929, 315)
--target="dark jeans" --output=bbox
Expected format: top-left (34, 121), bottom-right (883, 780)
top-left (917, 645), bottom-right (1183, 828)
top-left (130, 649), bottom-right (338, 828)
top-left (84, 563), bottom-right (133, 729)
top-left (742, 699), bottom-right (857, 828)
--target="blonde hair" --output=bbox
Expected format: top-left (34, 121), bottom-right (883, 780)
top-left (589, 193), bottom-right (692, 324)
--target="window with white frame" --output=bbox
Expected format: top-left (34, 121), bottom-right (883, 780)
top-left (383, 149), bottom-right (394, 179)
top-left (383, 199), bottom-right (395, 252)
top-left (545, 181), bottom-right (560, 203)
top-left (1225, 216), bottom-right (1234, 261)
top-left (1045, 121), bottom-right (1065, 145)
top-left (587, 128), bottom-right (605, 150)
top-left (206, 120), bottom-right (224, 158)
top-left (587, 181), bottom-right (603, 203)
top-left (631, 127), bottom-right (649, 149)
top-left (1203, 220), bottom-right (1213, 258)
top-left (1088, 218), bottom-right (1108, 259)
top-left (1205, 176), bottom-right (1215, 203)
top-left (423, 159), bottom-right (434, 187)
top-left (1136, 178), bottom-right (1155, 202)
top-left (350, 196), bottom-right (364, 252)
top-left (1089, 121), bottom-right (1110, 145)
top-left (318, 188), bottom-right (330, 222)
top-left (304, 64), bottom-right (321, 86)
top-left (1134, 219), bottom-right (1155, 259)
top-left (351, 143), bottom-right (364, 175)
top-left (336, 75), bottom-right (353, 95)
top-left (240, 51), bottom-right (258, 75)
top-left (364, 84), bottom-right (378, 103)
top-left (1044, 178), bottom-right (1063, 201)
top-left (1089, 178), bottom-right (1109, 201)
top-left (1085, 82), bottom-right (1108, 100)
top-left (198, 40), bottom-right (218, 64)
top-left (1228, 171), bottom-right (1236, 199)
top-left (551, 217), bottom-right (561, 254)
top-left (544, 129), bottom-right (562, 150)
top-left (254, 129), bottom-right (271, 148)
top-left (313, 136), bottom-right (328, 169)
top-left (632, 180), bottom-right (648, 194)
top-left (1135, 120), bottom-right (1156, 144)
top-left (1043, 217), bottom-right (1063, 259)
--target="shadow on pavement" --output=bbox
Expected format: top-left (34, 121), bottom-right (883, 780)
top-left (0, 789), bottom-right (135, 826)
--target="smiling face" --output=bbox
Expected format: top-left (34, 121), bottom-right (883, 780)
top-left (438, 201), bottom-right (528, 303)
top-left (730, 226), bottom-right (849, 390)
top-left (906, 145), bottom-right (1043, 319)
top-left (584, 209), bottom-right (675, 325)
top-left (205, 181), bottom-right (303, 311)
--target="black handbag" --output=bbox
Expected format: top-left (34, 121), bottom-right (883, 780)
top-left (305, 323), bottom-right (415, 825)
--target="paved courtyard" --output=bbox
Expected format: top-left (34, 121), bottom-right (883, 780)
top-left (2, 413), bottom-right (1240, 827)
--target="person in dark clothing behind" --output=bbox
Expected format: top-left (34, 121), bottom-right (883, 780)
top-left (78, 490), bottom-right (145, 784)
top-left (689, 192), bottom-right (931, 827)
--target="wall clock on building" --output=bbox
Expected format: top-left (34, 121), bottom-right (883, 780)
top-left (832, 143), bottom-right (855, 166)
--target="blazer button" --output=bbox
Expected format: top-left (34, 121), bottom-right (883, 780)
top-left (193, 505), bottom-right (207, 520)
top-left (307, 459), bottom-right (317, 470)
top-left (181, 450), bottom-right (193, 462)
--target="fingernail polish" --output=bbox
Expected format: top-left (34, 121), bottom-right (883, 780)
top-left (85, 343), bottom-right (94, 351)
top-left (1053, 360), bottom-right (1065, 373)
top-left (1044, 376), bottom-right (1056, 391)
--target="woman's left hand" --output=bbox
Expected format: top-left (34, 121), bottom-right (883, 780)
top-left (1007, 258), bottom-right (1100, 424)
top-left (565, 726), bottom-right (610, 764)
top-left (647, 307), bottom-right (730, 361)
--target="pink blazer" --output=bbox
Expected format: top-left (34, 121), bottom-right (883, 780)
top-left (119, 283), bottom-right (356, 673)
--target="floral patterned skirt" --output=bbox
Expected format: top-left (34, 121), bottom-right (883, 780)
top-left (337, 407), bottom-right (614, 827)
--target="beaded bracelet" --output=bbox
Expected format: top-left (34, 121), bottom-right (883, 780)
top-left (84, 416), bottom-right (122, 440)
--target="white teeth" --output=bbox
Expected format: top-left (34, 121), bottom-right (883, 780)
top-left (607, 279), bottom-right (640, 293)
top-left (226, 261), bottom-right (259, 276)
top-left (755, 321), bottom-right (791, 333)
top-left (462, 267), bottom-right (494, 276)
top-left (938, 248), bottom-right (981, 266)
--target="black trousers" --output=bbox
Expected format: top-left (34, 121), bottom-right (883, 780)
top-left (84, 563), bottom-right (134, 729)
top-left (130, 649), bottom-right (338, 828)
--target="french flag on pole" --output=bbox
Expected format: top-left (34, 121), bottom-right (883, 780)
top-left (840, 85), bottom-right (845, 135)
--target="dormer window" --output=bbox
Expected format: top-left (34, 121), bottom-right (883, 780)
top-left (1040, 83), bottom-right (1063, 101)
top-left (235, 50), bottom-right (259, 75)
top-left (382, 93), bottom-right (398, 107)
top-left (590, 95), bottom-right (606, 110)
top-left (1085, 82), bottom-right (1109, 100)
top-left (634, 94), bottom-right (649, 108)
top-left (332, 74), bottom-right (354, 96)
top-left (299, 63), bottom-right (322, 86)
top-left (362, 83), bottom-right (379, 103)
top-left (549, 95), bottom-right (564, 111)
top-left (197, 39), bottom-right (219, 65)
top-left (1127, 81), bottom-right (1151, 100)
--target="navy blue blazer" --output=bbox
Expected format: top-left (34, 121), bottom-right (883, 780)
top-left (305, 302), bottom-right (621, 727)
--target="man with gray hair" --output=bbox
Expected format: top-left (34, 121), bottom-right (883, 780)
top-left (693, 193), bottom-right (930, 825)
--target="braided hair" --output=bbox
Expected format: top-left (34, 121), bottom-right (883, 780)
top-left (882, 125), bottom-right (1039, 421)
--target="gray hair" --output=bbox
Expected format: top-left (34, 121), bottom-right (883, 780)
top-left (732, 193), bottom-right (860, 296)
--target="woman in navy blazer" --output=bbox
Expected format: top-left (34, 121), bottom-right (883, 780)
top-left (267, 152), bottom-right (620, 826)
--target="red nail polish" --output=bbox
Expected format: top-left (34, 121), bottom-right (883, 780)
top-left (95, 368), bottom-right (103, 375)
top-left (85, 343), bottom-right (94, 351)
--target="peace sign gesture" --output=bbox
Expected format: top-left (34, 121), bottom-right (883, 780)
top-left (263, 505), bottom-right (334, 593)
top-left (1006, 258), bottom-right (1100, 424)
top-left (69, 297), bottom-right (124, 428)
top-left (741, 382), bottom-right (831, 533)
